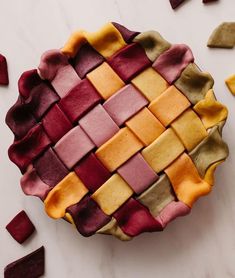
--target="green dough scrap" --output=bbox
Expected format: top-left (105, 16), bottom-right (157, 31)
top-left (133, 31), bottom-right (171, 61)
top-left (137, 174), bottom-right (175, 217)
top-left (175, 63), bottom-right (214, 105)
top-left (189, 126), bottom-right (229, 178)
top-left (207, 22), bottom-right (235, 48)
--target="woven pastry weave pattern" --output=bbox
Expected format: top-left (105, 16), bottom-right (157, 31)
top-left (6, 22), bottom-right (229, 240)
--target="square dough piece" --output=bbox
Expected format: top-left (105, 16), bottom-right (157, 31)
top-left (87, 62), bottom-right (125, 100)
top-left (95, 127), bottom-right (144, 172)
top-left (141, 128), bottom-right (185, 173)
top-left (125, 108), bottom-right (165, 146)
top-left (117, 153), bottom-right (159, 194)
top-left (103, 84), bottom-right (148, 126)
top-left (148, 85), bottom-right (191, 126)
top-left (92, 174), bottom-right (133, 215)
top-left (131, 67), bottom-right (169, 102)
top-left (79, 104), bottom-right (119, 147)
top-left (171, 108), bottom-right (208, 151)
top-left (54, 126), bottom-right (95, 169)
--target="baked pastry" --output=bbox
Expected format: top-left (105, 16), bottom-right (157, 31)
top-left (6, 22), bottom-right (229, 240)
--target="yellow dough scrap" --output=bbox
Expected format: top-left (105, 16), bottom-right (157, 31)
top-left (96, 127), bottom-right (144, 172)
top-left (131, 67), bottom-right (169, 101)
top-left (92, 174), bottom-right (133, 215)
top-left (87, 62), bottom-right (125, 100)
top-left (194, 89), bottom-right (228, 129)
top-left (171, 109), bottom-right (208, 151)
top-left (84, 22), bottom-right (126, 58)
top-left (126, 108), bottom-right (166, 146)
top-left (225, 74), bottom-right (235, 95)
top-left (165, 153), bottom-right (211, 207)
top-left (97, 218), bottom-right (132, 241)
top-left (141, 128), bottom-right (185, 173)
top-left (204, 161), bottom-right (224, 185)
top-left (44, 172), bottom-right (88, 219)
top-left (149, 86), bottom-right (191, 126)
top-left (61, 31), bottom-right (86, 58)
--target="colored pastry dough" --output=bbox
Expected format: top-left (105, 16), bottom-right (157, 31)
top-left (87, 62), bottom-right (125, 100)
top-left (225, 74), bottom-right (235, 95)
top-left (91, 174), bottom-right (133, 215)
top-left (125, 107), bottom-right (165, 146)
top-left (148, 85), bottom-right (191, 126)
top-left (95, 127), bottom-right (143, 172)
top-left (0, 53), bottom-right (9, 85)
top-left (4, 246), bottom-right (45, 278)
top-left (6, 210), bottom-right (35, 244)
top-left (165, 153), bottom-right (211, 207)
top-left (207, 22), bottom-right (235, 48)
top-left (44, 172), bottom-right (88, 219)
top-left (171, 108), bottom-right (208, 151)
top-left (175, 63), bottom-right (214, 104)
top-left (194, 89), bottom-right (228, 129)
top-left (131, 67), bottom-right (169, 102)
top-left (153, 44), bottom-right (194, 84)
top-left (142, 128), bottom-right (185, 173)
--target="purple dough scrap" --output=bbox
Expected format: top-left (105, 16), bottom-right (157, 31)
top-left (4, 246), bottom-right (45, 278)
top-left (0, 53), bottom-right (9, 85)
top-left (73, 43), bottom-right (104, 78)
top-left (169, 0), bottom-right (186, 9)
top-left (6, 210), bottom-right (35, 244)
top-left (34, 148), bottom-right (69, 187)
top-left (67, 196), bottom-right (111, 237)
top-left (112, 22), bottom-right (140, 42)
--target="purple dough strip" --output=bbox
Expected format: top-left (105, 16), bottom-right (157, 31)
top-left (4, 246), bottom-right (45, 278)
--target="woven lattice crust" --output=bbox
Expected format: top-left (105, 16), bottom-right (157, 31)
top-left (6, 22), bottom-right (229, 240)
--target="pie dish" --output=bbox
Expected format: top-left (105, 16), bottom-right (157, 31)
top-left (6, 22), bottom-right (229, 240)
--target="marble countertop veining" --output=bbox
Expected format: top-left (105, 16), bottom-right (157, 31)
top-left (1, 0), bottom-right (235, 277)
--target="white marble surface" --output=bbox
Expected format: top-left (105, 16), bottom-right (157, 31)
top-left (0, 0), bottom-right (235, 277)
